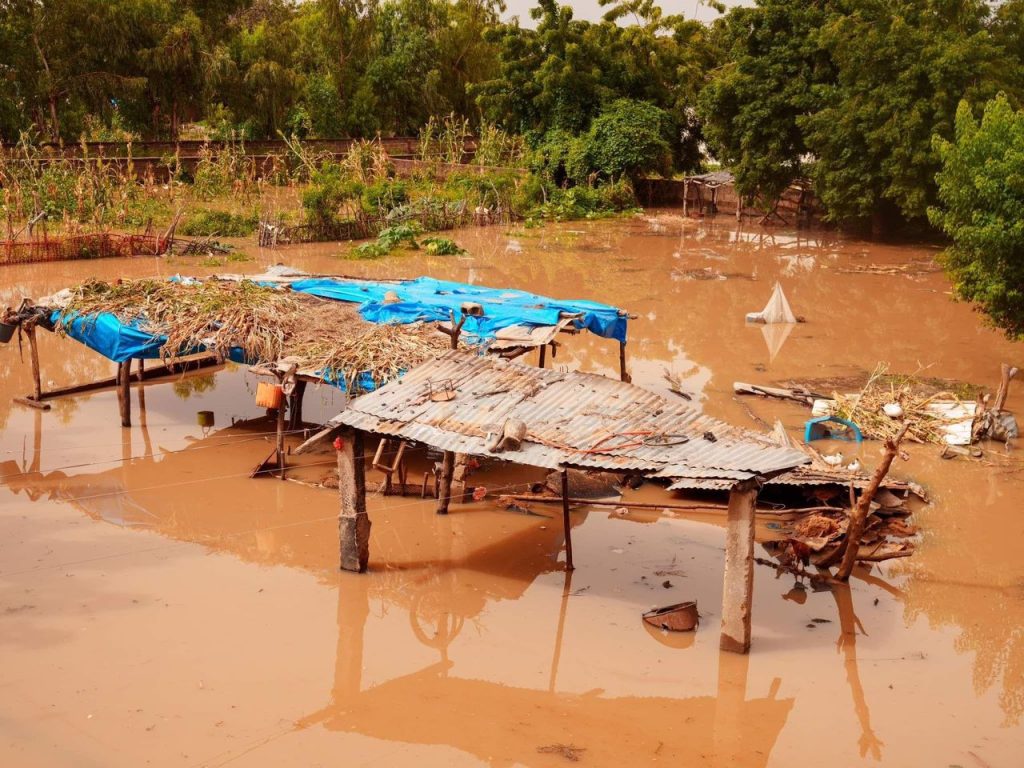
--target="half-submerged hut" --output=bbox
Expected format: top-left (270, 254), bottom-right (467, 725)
top-left (299, 350), bottom-right (811, 653)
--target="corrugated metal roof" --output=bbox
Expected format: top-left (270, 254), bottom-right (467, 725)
top-left (326, 351), bottom-right (809, 483)
top-left (668, 466), bottom-right (920, 494)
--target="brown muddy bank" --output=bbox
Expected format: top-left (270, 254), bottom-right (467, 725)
top-left (1, 214), bottom-right (1022, 766)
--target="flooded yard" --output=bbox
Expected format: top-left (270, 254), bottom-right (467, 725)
top-left (2, 214), bottom-right (1023, 766)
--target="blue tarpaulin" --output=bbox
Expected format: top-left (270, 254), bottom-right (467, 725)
top-left (53, 276), bottom-right (628, 391)
top-left (289, 277), bottom-right (628, 344)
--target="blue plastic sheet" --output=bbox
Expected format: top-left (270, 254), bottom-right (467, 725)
top-left (53, 276), bottom-right (627, 392)
top-left (289, 277), bottom-right (628, 343)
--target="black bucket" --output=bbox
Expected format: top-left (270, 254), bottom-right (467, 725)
top-left (0, 321), bottom-right (16, 344)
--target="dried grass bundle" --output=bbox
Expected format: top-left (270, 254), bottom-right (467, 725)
top-left (55, 278), bottom-right (455, 391)
top-left (832, 364), bottom-right (971, 444)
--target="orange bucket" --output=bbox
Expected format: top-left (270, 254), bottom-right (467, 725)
top-left (255, 382), bottom-right (284, 409)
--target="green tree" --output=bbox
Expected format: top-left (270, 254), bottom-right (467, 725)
top-left (698, 0), bottom-right (834, 206)
top-left (802, 0), bottom-right (1001, 228)
top-left (579, 98), bottom-right (673, 181)
top-left (930, 95), bottom-right (1024, 338)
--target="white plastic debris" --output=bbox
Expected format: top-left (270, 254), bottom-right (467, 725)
top-left (746, 282), bottom-right (797, 324)
top-left (883, 403), bottom-right (904, 418)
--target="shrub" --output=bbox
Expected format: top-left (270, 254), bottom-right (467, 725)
top-left (421, 237), bottom-right (464, 255)
top-left (585, 99), bottom-right (674, 180)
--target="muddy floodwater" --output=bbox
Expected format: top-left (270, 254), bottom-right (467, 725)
top-left (2, 214), bottom-right (1023, 767)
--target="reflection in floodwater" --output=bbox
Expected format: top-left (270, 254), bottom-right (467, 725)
top-left (297, 570), bottom-right (794, 767)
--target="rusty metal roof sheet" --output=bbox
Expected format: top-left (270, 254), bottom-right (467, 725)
top-left (324, 351), bottom-right (809, 482)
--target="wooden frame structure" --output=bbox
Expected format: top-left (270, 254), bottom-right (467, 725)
top-left (299, 350), bottom-right (810, 653)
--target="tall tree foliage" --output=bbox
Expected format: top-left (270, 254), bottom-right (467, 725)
top-left (698, 0), bottom-right (833, 204)
top-left (931, 95), bottom-right (1024, 338)
top-left (700, 0), bottom-right (1024, 227)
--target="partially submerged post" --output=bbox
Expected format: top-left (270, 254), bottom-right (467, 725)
top-left (337, 429), bottom-right (370, 572)
top-left (117, 361), bottom-right (132, 427)
top-left (12, 321), bottom-right (52, 411)
top-left (720, 477), bottom-right (760, 654)
top-left (560, 469), bottom-right (574, 571)
top-left (437, 451), bottom-right (455, 515)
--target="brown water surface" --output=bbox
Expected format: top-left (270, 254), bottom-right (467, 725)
top-left (1, 214), bottom-right (1022, 766)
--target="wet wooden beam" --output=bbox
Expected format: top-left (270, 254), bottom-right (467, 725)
top-left (561, 469), bottom-right (574, 571)
top-left (24, 353), bottom-right (220, 401)
top-left (436, 450), bottom-right (455, 515)
top-left (720, 478), bottom-right (760, 654)
top-left (338, 429), bottom-right (370, 572)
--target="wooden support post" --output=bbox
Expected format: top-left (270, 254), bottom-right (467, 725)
top-left (451, 452), bottom-right (469, 502)
top-left (618, 341), bottom-right (630, 383)
top-left (682, 178), bottom-right (689, 216)
top-left (338, 429), bottom-right (370, 572)
top-left (720, 478), bottom-right (760, 654)
top-left (289, 380), bottom-right (307, 430)
top-left (276, 397), bottom-right (286, 480)
top-left (538, 344), bottom-right (547, 369)
top-left (993, 363), bottom-right (1019, 413)
top-left (117, 361), bottom-right (132, 427)
top-left (136, 357), bottom-right (145, 381)
top-left (561, 469), bottom-right (574, 571)
top-left (436, 450), bottom-right (455, 515)
top-left (26, 324), bottom-right (42, 401)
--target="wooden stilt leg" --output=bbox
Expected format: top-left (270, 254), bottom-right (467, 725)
top-left (436, 450), bottom-right (455, 515)
top-left (27, 324), bottom-right (42, 401)
top-left (338, 429), bottom-right (370, 572)
top-left (618, 341), bottom-right (630, 383)
top-left (561, 469), bottom-right (574, 571)
top-left (538, 344), bottom-right (546, 369)
top-left (289, 380), bottom-right (307, 430)
top-left (276, 399), bottom-right (286, 480)
top-left (15, 323), bottom-right (51, 411)
top-left (136, 357), bottom-right (145, 381)
top-left (118, 361), bottom-right (132, 427)
top-left (720, 478), bottom-right (759, 654)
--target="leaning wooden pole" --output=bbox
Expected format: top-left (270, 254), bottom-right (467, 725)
top-left (835, 424), bottom-right (909, 581)
top-left (560, 469), bottom-right (574, 571)
top-left (337, 429), bottom-right (370, 572)
top-left (720, 477), bottom-right (760, 654)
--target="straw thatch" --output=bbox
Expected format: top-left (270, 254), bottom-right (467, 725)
top-left (54, 278), bottom-right (455, 391)
top-left (831, 364), bottom-right (972, 445)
